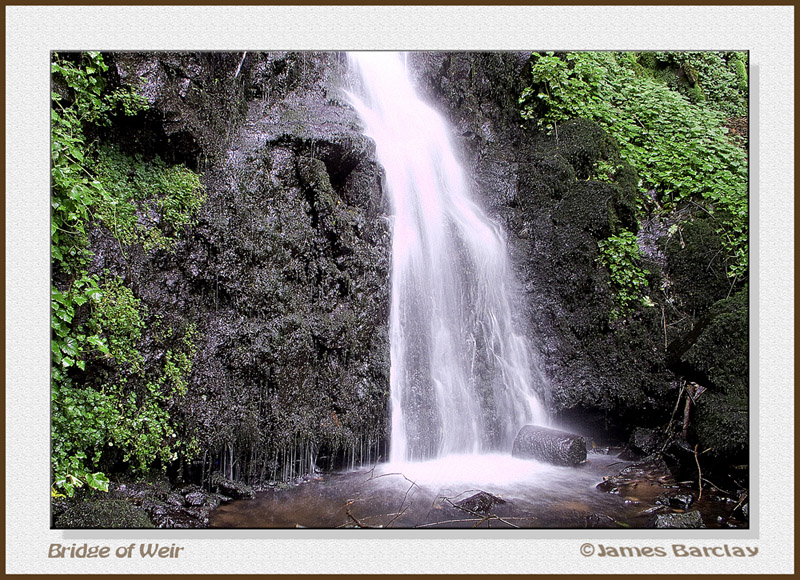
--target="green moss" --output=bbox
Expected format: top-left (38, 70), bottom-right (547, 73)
top-left (693, 391), bottom-right (748, 460)
top-left (683, 289), bottom-right (748, 399)
top-left (94, 145), bottom-right (205, 252)
top-left (520, 51), bottom-right (748, 280)
top-left (556, 118), bottom-right (619, 180)
top-left (53, 498), bottom-right (154, 529)
top-left (664, 217), bottom-right (731, 314)
top-left (51, 52), bottom-right (205, 496)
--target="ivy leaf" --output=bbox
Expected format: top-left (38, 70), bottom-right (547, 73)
top-left (86, 472), bottom-right (109, 492)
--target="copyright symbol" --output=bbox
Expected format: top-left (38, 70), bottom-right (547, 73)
top-left (580, 543), bottom-right (595, 557)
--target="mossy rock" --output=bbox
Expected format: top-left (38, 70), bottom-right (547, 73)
top-left (608, 162), bottom-right (639, 232)
top-left (682, 289), bottom-right (748, 399)
top-left (516, 152), bottom-right (575, 205)
top-left (673, 289), bottom-right (748, 462)
top-left (664, 217), bottom-right (731, 314)
top-left (693, 391), bottom-right (748, 460)
top-left (556, 118), bottom-right (619, 180)
top-left (552, 180), bottom-right (615, 238)
top-left (554, 119), bottom-right (639, 233)
top-left (52, 498), bottom-right (155, 529)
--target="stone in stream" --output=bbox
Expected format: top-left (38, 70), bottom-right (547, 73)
top-left (652, 510), bottom-right (706, 529)
top-left (655, 490), bottom-right (695, 510)
top-left (210, 472), bottom-right (256, 500)
top-left (455, 491), bottom-right (507, 514)
top-left (511, 425), bottom-right (587, 466)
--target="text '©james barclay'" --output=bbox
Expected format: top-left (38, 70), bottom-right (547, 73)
top-left (585, 544), bottom-right (758, 558)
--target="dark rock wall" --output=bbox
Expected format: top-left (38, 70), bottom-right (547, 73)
top-left (104, 52), bottom-right (390, 484)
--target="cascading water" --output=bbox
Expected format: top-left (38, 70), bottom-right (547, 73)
top-left (348, 52), bottom-right (546, 466)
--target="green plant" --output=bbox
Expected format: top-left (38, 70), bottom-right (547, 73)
top-left (597, 231), bottom-right (651, 318)
top-left (51, 52), bottom-right (204, 496)
top-left (520, 51), bottom-right (748, 280)
top-left (94, 145), bottom-right (205, 251)
top-left (650, 51), bottom-right (748, 118)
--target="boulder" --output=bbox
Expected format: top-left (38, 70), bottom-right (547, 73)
top-left (454, 491), bottom-right (507, 514)
top-left (512, 425), bottom-right (587, 466)
top-left (652, 510), bottom-right (705, 529)
top-left (210, 472), bottom-right (256, 500)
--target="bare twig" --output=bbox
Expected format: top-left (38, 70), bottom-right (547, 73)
top-left (682, 390), bottom-right (692, 439)
top-left (234, 51), bottom-right (247, 79)
top-left (345, 509), bottom-right (374, 529)
top-left (386, 478), bottom-right (419, 528)
top-left (693, 444), bottom-right (703, 501)
top-left (415, 516), bottom-right (533, 529)
top-left (663, 383), bottom-right (685, 439)
top-left (702, 477), bottom-right (731, 495)
top-left (359, 457), bottom-right (381, 483)
top-left (439, 493), bottom-right (520, 529)
top-left (732, 492), bottom-right (748, 514)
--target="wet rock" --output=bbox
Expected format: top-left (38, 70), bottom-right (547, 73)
top-left (184, 491), bottom-right (207, 507)
top-left (597, 455), bottom-right (675, 494)
top-left (455, 491), bottom-right (507, 514)
top-left (652, 510), bottom-right (706, 529)
top-left (630, 427), bottom-right (667, 456)
top-left (211, 472), bottom-right (256, 500)
top-left (52, 499), bottom-right (154, 529)
top-left (181, 506), bottom-right (211, 526)
top-left (616, 448), bottom-right (641, 461)
top-left (110, 52), bottom-right (250, 166)
top-left (584, 513), bottom-right (616, 528)
top-left (90, 51), bottom-right (392, 488)
top-left (142, 498), bottom-right (208, 529)
top-left (166, 492), bottom-right (186, 507)
top-left (656, 490), bottom-right (695, 510)
top-left (668, 289), bottom-right (748, 465)
top-left (512, 425), bottom-right (587, 466)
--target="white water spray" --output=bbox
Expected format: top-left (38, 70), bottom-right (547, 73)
top-left (348, 52), bottom-right (546, 464)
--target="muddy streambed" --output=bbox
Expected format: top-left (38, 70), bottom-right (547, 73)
top-left (209, 451), bottom-right (744, 529)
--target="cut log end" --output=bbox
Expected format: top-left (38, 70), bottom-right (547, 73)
top-left (512, 425), bottom-right (587, 466)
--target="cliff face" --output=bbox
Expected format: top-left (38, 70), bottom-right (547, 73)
top-left (90, 51), bottom-right (746, 485)
top-left (103, 52), bottom-right (391, 483)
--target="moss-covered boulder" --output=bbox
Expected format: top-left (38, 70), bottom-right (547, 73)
top-left (52, 498), bottom-right (155, 529)
top-left (693, 391), bottom-right (748, 460)
top-left (672, 289), bottom-right (749, 461)
top-left (681, 289), bottom-right (748, 398)
top-left (663, 217), bottom-right (732, 314)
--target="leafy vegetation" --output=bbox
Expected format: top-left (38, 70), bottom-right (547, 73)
top-left (51, 52), bottom-right (205, 497)
top-left (644, 51), bottom-right (748, 118)
top-left (519, 52), bottom-right (748, 289)
top-left (597, 231), bottom-right (652, 318)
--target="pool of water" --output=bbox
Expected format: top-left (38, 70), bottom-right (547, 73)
top-left (208, 450), bottom-right (741, 529)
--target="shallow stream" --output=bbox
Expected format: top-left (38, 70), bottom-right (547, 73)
top-left (209, 451), bottom-right (740, 529)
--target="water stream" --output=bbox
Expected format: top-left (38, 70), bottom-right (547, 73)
top-left (348, 52), bottom-right (546, 466)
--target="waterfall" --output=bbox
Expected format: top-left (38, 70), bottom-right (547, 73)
top-left (348, 52), bottom-right (546, 464)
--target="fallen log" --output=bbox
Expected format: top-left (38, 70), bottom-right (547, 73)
top-left (512, 425), bottom-right (587, 466)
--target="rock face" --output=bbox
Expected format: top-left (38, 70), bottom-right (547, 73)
top-left (653, 510), bottom-right (706, 529)
top-left (102, 52), bottom-right (391, 485)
